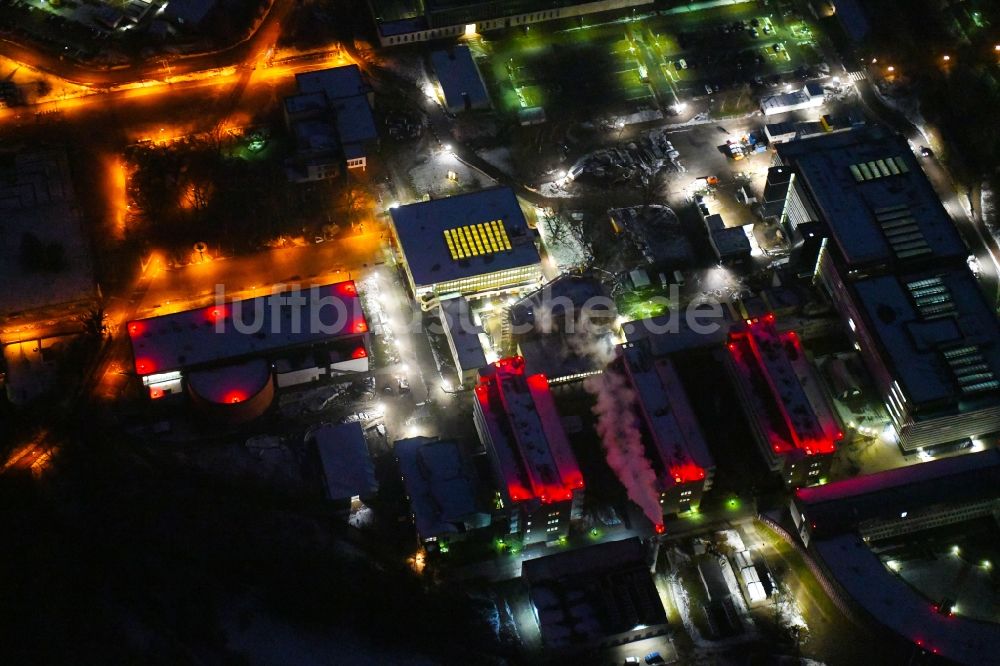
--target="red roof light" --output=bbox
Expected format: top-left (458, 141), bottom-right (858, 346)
top-left (335, 281), bottom-right (358, 297)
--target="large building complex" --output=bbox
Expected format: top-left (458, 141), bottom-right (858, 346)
top-left (283, 65), bottom-right (378, 181)
top-left (128, 281), bottom-right (369, 423)
top-left (394, 436), bottom-right (492, 551)
top-left (788, 451), bottom-right (1000, 664)
top-left (615, 341), bottom-right (715, 514)
top-left (473, 356), bottom-right (585, 545)
top-left (726, 315), bottom-right (842, 486)
top-left (522, 537), bottom-right (668, 653)
top-left (771, 127), bottom-right (1000, 453)
top-left (368, 0), bottom-right (651, 47)
top-left (389, 188), bottom-right (543, 303)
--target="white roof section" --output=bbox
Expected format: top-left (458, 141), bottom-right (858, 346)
top-left (310, 422), bottom-right (377, 501)
top-left (129, 281), bottom-right (366, 376)
top-left (394, 437), bottom-right (486, 541)
top-left (0, 150), bottom-right (95, 317)
top-left (439, 296), bottom-right (487, 374)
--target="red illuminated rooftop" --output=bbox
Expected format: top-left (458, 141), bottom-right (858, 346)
top-left (475, 356), bottom-right (584, 505)
top-left (128, 281), bottom-right (367, 376)
top-left (727, 316), bottom-right (840, 457)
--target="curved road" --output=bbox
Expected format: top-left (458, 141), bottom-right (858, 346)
top-left (0, 0), bottom-right (295, 87)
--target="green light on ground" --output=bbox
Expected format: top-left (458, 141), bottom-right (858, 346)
top-left (439, 541), bottom-right (449, 554)
top-left (558, 535), bottom-right (568, 546)
top-left (818, 477), bottom-right (828, 485)
top-left (589, 527), bottom-right (601, 539)
top-left (727, 497), bottom-right (740, 510)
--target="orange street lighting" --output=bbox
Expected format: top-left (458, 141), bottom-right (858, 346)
top-left (886, 65), bottom-right (895, 73)
top-left (942, 54), bottom-right (951, 62)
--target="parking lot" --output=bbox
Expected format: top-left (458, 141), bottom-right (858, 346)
top-left (475, 1), bottom-right (826, 121)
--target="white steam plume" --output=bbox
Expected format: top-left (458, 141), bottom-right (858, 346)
top-left (584, 369), bottom-right (662, 526)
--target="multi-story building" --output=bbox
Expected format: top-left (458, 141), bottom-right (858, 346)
top-left (389, 188), bottom-right (543, 303)
top-left (473, 356), bottom-right (585, 545)
top-left (726, 315), bottom-right (842, 486)
top-left (522, 537), bottom-right (668, 654)
top-left (394, 436), bottom-right (492, 551)
top-left (615, 341), bottom-right (715, 514)
top-left (771, 126), bottom-right (1000, 452)
top-left (283, 65), bottom-right (378, 181)
top-left (128, 281), bottom-right (369, 423)
top-left (438, 295), bottom-right (489, 387)
top-left (368, 0), bottom-right (651, 47)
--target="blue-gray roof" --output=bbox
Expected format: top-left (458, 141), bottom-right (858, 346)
top-left (775, 128), bottom-right (966, 267)
top-left (394, 437), bottom-right (485, 541)
top-left (853, 268), bottom-right (1000, 408)
top-left (431, 46), bottom-right (490, 111)
top-left (389, 188), bottom-right (541, 287)
top-left (293, 66), bottom-right (377, 148)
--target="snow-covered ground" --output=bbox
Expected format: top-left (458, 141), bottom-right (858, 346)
top-left (408, 152), bottom-right (497, 198)
top-left (476, 147), bottom-right (515, 177)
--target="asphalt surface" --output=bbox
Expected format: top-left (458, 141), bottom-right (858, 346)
top-left (0, 0), bottom-right (294, 87)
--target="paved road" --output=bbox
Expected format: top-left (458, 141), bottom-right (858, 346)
top-left (0, 0), bottom-right (294, 87)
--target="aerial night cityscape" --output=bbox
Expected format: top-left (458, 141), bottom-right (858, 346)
top-left (3, 0), bottom-right (1000, 664)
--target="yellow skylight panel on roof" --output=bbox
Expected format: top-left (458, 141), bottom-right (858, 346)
top-left (442, 220), bottom-right (514, 262)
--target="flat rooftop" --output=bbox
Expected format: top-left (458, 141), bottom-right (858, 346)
top-left (796, 449), bottom-right (1000, 533)
top-left (295, 65), bottom-right (371, 101)
top-left (475, 356), bottom-right (583, 504)
top-left (619, 343), bottom-right (713, 488)
top-left (623, 302), bottom-right (734, 356)
top-left (853, 268), bottom-right (1000, 409)
top-left (395, 436), bottom-right (487, 541)
top-left (439, 296), bottom-right (487, 372)
top-left (775, 127), bottom-right (966, 268)
top-left (816, 534), bottom-right (1000, 665)
top-left (728, 317), bottom-right (838, 456)
top-left (0, 150), bottom-right (95, 318)
top-left (523, 537), bottom-right (666, 649)
top-left (294, 66), bottom-right (377, 148)
top-left (431, 46), bottom-right (490, 110)
top-left (128, 281), bottom-right (366, 376)
top-left (390, 187), bottom-right (541, 287)
top-left (310, 423), bottom-right (377, 501)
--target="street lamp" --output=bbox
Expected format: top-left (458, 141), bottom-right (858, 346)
top-left (942, 54), bottom-right (951, 62)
